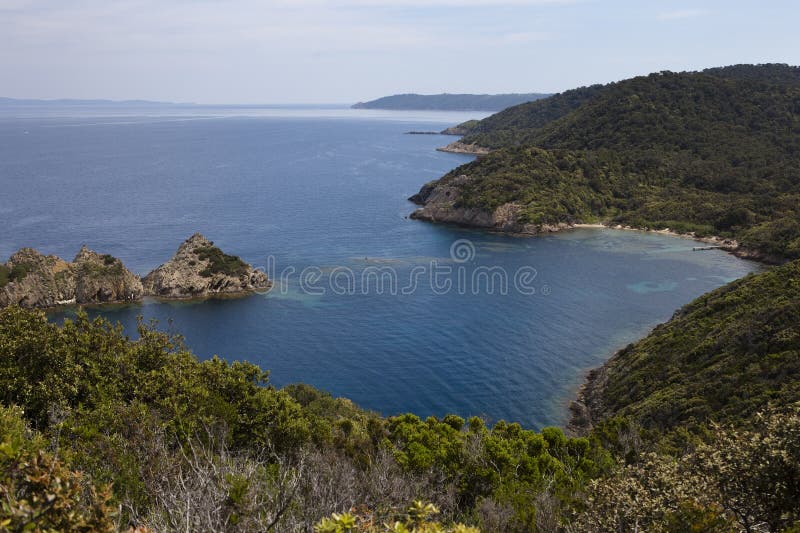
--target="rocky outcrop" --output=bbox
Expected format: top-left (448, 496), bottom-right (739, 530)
top-left (73, 245), bottom-right (144, 304)
top-left (0, 246), bottom-right (142, 309)
top-left (409, 174), bottom-right (571, 235)
top-left (0, 235), bottom-right (270, 309)
top-left (142, 234), bottom-right (270, 299)
top-left (436, 142), bottom-right (492, 155)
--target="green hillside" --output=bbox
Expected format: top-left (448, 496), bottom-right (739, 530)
top-left (415, 65), bottom-right (800, 260)
top-left (581, 259), bottom-right (800, 439)
top-left (462, 64), bottom-right (800, 149)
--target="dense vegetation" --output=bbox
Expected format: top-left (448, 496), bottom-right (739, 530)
top-left (194, 245), bottom-right (250, 277)
top-left (424, 64), bottom-right (800, 259)
top-left (0, 262), bottom-right (30, 289)
top-left (3, 251), bottom-right (800, 531)
top-left (0, 306), bottom-right (610, 531)
top-left (585, 259), bottom-right (800, 443)
top-left (352, 93), bottom-right (550, 112)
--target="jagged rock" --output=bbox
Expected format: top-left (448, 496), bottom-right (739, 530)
top-left (142, 234), bottom-right (270, 299)
top-left (0, 246), bottom-right (142, 309)
top-left (435, 141), bottom-right (492, 155)
top-left (0, 249), bottom-right (76, 308)
top-left (73, 245), bottom-right (143, 304)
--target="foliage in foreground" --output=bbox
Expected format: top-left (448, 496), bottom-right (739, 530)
top-left (1, 256), bottom-right (800, 531)
top-left (0, 306), bottom-right (605, 531)
top-left (314, 501), bottom-right (479, 533)
top-left (577, 405), bottom-right (800, 532)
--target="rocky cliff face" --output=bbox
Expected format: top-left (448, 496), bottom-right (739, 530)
top-left (73, 245), bottom-right (144, 304)
top-left (435, 141), bottom-right (491, 155)
top-left (141, 234), bottom-right (270, 299)
top-left (409, 174), bottom-right (570, 235)
top-left (0, 246), bottom-right (142, 309)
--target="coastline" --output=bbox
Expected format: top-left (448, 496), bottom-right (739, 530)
top-left (435, 141), bottom-right (492, 155)
top-left (408, 212), bottom-right (778, 434)
top-left (573, 223), bottom-right (785, 265)
top-left (563, 223), bottom-right (778, 436)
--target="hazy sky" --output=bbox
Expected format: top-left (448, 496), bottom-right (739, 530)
top-left (2, 0), bottom-right (799, 104)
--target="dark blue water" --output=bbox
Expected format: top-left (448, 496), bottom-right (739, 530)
top-left (0, 108), bottom-right (761, 428)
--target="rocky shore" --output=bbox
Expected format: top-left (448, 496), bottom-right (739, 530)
top-left (435, 141), bottom-right (492, 155)
top-left (0, 234), bottom-right (270, 309)
top-left (409, 175), bottom-right (782, 264)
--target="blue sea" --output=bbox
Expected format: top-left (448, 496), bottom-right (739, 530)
top-left (0, 105), bottom-right (762, 428)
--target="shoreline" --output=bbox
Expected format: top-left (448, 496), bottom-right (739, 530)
top-left (563, 223), bottom-right (776, 435)
top-left (408, 211), bottom-right (778, 433)
top-left (435, 141), bottom-right (492, 155)
top-left (572, 222), bottom-right (785, 265)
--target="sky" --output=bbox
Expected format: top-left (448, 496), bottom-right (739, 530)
top-left (1, 0), bottom-right (799, 104)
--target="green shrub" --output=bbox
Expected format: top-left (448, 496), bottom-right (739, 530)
top-left (194, 245), bottom-right (249, 277)
top-left (0, 263), bottom-right (31, 288)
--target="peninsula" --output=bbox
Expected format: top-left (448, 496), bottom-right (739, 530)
top-left (411, 64), bottom-right (800, 264)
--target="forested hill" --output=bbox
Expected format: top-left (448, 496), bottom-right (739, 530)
top-left (352, 92), bottom-right (550, 111)
top-left (412, 64), bottom-right (800, 260)
top-left (460, 63), bottom-right (800, 148)
top-left (576, 258), bottom-right (800, 441)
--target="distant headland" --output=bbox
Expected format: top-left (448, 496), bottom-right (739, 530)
top-left (352, 93), bottom-right (550, 111)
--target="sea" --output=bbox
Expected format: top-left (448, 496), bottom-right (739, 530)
top-left (0, 104), bottom-right (762, 428)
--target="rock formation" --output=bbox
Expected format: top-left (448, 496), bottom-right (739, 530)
top-left (0, 245), bottom-right (142, 308)
top-left (141, 233), bottom-right (270, 299)
top-left (72, 245), bottom-right (144, 304)
top-left (0, 235), bottom-right (270, 309)
top-left (435, 141), bottom-right (491, 155)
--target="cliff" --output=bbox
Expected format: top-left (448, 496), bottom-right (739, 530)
top-left (141, 233), bottom-right (270, 299)
top-left (0, 245), bottom-right (142, 308)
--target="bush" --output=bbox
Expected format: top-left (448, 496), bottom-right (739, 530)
top-left (193, 245), bottom-right (249, 277)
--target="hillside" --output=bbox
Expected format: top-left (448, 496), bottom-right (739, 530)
top-left (458, 63), bottom-right (800, 148)
top-left (574, 259), bottom-right (800, 439)
top-left (413, 64), bottom-right (800, 261)
top-left (352, 92), bottom-right (550, 111)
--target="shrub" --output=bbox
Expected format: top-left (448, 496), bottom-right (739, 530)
top-left (193, 245), bottom-right (249, 277)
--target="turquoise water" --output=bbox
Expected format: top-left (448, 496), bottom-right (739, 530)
top-left (0, 108), bottom-right (761, 428)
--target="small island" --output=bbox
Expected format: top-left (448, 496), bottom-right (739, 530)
top-left (0, 233), bottom-right (270, 309)
top-left (142, 233), bottom-right (270, 299)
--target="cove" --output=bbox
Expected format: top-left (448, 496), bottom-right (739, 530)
top-left (0, 108), bottom-right (761, 428)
